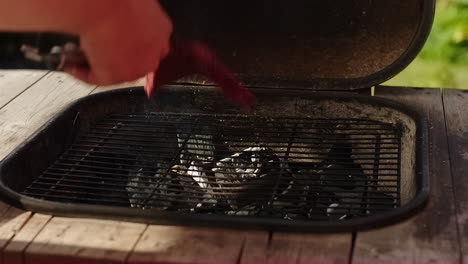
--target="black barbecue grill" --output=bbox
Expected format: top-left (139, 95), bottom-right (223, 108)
top-left (0, 0), bottom-right (432, 232)
top-left (24, 113), bottom-right (402, 219)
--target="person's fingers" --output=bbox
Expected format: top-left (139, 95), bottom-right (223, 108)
top-left (63, 42), bottom-right (79, 52)
top-left (69, 0), bottom-right (172, 86)
top-left (63, 66), bottom-right (98, 85)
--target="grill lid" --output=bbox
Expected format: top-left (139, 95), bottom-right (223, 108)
top-left (160, 0), bottom-right (435, 90)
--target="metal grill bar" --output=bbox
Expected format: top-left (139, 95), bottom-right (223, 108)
top-left (25, 184), bottom-right (399, 205)
top-left (88, 130), bottom-right (402, 143)
top-left (27, 178), bottom-right (399, 199)
top-left (56, 157), bottom-right (398, 170)
top-left (99, 122), bottom-right (400, 132)
top-left (66, 148), bottom-right (399, 161)
top-left (80, 136), bottom-right (401, 150)
top-left (91, 126), bottom-right (399, 137)
top-left (71, 142), bottom-right (401, 156)
top-left (49, 163), bottom-right (399, 177)
top-left (22, 112), bottom-right (402, 221)
top-left (31, 176), bottom-right (400, 194)
top-left (61, 152), bottom-right (400, 167)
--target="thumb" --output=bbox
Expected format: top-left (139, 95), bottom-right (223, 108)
top-left (63, 66), bottom-right (98, 84)
top-left (62, 42), bottom-right (98, 84)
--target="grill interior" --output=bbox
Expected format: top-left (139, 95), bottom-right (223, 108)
top-left (22, 112), bottom-right (402, 221)
top-left (0, 87), bottom-right (427, 231)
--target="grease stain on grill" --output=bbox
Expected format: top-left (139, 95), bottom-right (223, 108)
top-left (22, 112), bottom-right (402, 222)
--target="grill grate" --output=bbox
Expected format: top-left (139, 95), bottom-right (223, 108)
top-left (22, 112), bottom-right (402, 221)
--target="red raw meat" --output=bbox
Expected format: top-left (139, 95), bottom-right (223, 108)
top-left (144, 40), bottom-right (255, 111)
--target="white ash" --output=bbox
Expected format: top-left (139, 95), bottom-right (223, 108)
top-left (186, 160), bottom-right (211, 189)
top-left (193, 193), bottom-right (218, 211)
top-left (176, 132), bottom-right (216, 192)
top-left (126, 164), bottom-right (173, 210)
top-left (327, 203), bottom-right (349, 220)
top-left (171, 164), bottom-right (218, 210)
top-left (226, 204), bottom-right (262, 216)
top-left (178, 133), bottom-right (215, 163)
top-left (212, 146), bottom-right (295, 211)
top-left (125, 135), bottom-right (388, 221)
top-left (213, 146), bottom-right (286, 183)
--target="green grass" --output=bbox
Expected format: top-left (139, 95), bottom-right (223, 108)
top-left (385, 1), bottom-right (468, 89)
top-left (385, 58), bottom-right (468, 89)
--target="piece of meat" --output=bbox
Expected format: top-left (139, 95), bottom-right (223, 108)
top-left (145, 39), bottom-right (255, 111)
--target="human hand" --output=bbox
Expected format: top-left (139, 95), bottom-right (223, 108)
top-left (65, 0), bottom-right (172, 86)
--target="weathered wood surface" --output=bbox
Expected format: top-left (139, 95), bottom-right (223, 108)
top-left (0, 73), bottom-right (147, 264)
top-left (0, 72), bottom-right (96, 159)
top-left (0, 70), bottom-right (48, 109)
top-left (0, 71), bottom-right (97, 263)
top-left (353, 86), bottom-right (460, 264)
top-left (442, 89), bottom-right (468, 263)
top-left (129, 226), bottom-right (248, 264)
top-left (3, 214), bottom-right (51, 264)
top-left (0, 70), bottom-right (51, 264)
top-left (25, 217), bottom-right (146, 264)
top-left (128, 226), bottom-right (350, 264)
top-left (241, 232), bottom-right (351, 264)
top-left (0, 208), bottom-right (32, 264)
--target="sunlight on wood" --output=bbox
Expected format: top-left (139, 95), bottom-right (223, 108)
top-left (26, 217), bottom-right (146, 262)
top-left (129, 226), bottom-right (247, 264)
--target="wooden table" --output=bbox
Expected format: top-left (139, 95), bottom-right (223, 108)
top-left (0, 70), bottom-right (466, 264)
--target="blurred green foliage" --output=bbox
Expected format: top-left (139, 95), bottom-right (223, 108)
top-left (386, 0), bottom-right (468, 89)
top-left (420, 0), bottom-right (468, 64)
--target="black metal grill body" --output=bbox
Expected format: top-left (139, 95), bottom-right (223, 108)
top-left (0, 86), bottom-right (429, 232)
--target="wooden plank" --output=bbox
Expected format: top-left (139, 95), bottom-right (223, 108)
top-left (0, 70), bottom-right (49, 221)
top-left (128, 226), bottom-right (248, 264)
top-left (129, 227), bottom-right (349, 264)
top-left (353, 87), bottom-right (460, 264)
top-left (25, 217), bottom-right (146, 264)
top-left (0, 72), bottom-right (96, 159)
top-left (0, 203), bottom-right (11, 219)
top-left (241, 232), bottom-right (351, 264)
top-left (0, 70), bottom-right (48, 109)
top-left (0, 71), bottom-right (81, 263)
top-left (442, 89), bottom-right (468, 263)
top-left (0, 72), bottom-right (97, 263)
top-left (0, 73), bottom-right (148, 264)
top-left (0, 207), bottom-right (32, 264)
top-left (3, 214), bottom-right (51, 264)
